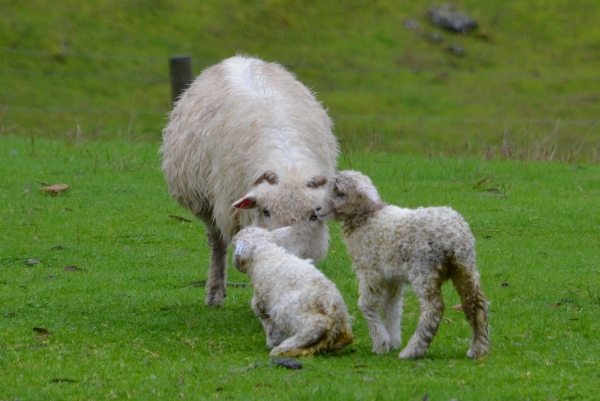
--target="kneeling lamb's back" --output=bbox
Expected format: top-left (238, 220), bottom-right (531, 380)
top-left (316, 170), bottom-right (490, 359)
top-left (231, 226), bottom-right (354, 357)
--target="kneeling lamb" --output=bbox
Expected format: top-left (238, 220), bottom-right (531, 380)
top-left (316, 171), bottom-right (490, 359)
top-left (231, 226), bottom-right (354, 357)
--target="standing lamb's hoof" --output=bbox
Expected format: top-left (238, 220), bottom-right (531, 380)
top-left (398, 347), bottom-right (427, 360)
top-left (466, 344), bottom-right (489, 359)
top-left (372, 341), bottom-right (391, 355)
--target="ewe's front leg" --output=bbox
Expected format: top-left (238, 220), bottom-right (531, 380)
top-left (399, 280), bottom-right (444, 359)
top-left (203, 220), bottom-right (228, 307)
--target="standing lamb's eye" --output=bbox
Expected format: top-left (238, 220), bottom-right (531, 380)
top-left (263, 209), bottom-right (270, 218)
top-left (336, 192), bottom-right (345, 198)
top-left (309, 213), bottom-right (318, 222)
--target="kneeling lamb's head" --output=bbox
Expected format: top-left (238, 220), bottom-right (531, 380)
top-left (315, 170), bottom-right (382, 223)
top-left (232, 170), bottom-right (329, 261)
top-left (231, 226), bottom-right (294, 273)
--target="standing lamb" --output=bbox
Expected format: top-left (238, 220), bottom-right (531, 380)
top-left (315, 171), bottom-right (490, 359)
top-left (161, 55), bottom-right (338, 307)
top-left (231, 226), bottom-right (354, 356)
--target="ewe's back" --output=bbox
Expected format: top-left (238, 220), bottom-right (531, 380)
top-left (161, 55), bottom-right (337, 240)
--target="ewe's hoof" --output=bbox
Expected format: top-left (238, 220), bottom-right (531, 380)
top-left (205, 292), bottom-right (225, 307)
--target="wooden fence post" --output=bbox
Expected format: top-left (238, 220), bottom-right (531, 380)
top-left (169, 55), bottom-right (193, 104)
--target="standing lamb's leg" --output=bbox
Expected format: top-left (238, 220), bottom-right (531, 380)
top-left (451, 263), bottom-right (490, 359)
top-left (270, 314), bottom-right (333, 357)
top-left (251, 298), bottom-right (287, 348)
top-left (358, 278), bottom-right (391, 354)
top-left (198, 215), bottom-right (227, 307)
top-left (399, 277), bottom-right (444, 359)
top-left (382, 282), bottom-right (405, 350)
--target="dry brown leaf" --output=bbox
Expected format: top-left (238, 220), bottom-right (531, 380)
top-left (63, 265), bottom-right (81, 272)
top-left (40, 183), bottom-right (69, 195)
top-left (450, 304), bottom-right (463, 311)
top-left (546, 302), bottom-right (562, 308)
top-left (33, 327), bottom-right (50, 334)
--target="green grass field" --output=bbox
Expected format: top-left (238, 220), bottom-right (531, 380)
top-left (1, 137), bottom-right (598, 400)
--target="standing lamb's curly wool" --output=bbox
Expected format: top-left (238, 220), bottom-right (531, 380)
top-left (231, 226), bottom-right (354, 357)
top-left (161, 55), bottom-right (338, 307)
top-left (316, 171), bottom-right (490, 359)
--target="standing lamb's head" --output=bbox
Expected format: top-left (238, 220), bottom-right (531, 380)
top-left (232, 170), bottom-right (329, 261)
top-left (315, 170), bottom-right (382, 223)
top-left (231, 226), bottom-right (293, 273)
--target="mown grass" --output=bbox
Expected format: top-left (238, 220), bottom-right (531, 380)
top-left (1, 137), bottom-right (599, 400)
top-left (1, 1), bottom-right (599, 160)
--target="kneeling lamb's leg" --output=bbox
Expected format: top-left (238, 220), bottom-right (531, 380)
top-left (399, 277), bottom-right (444, 359)
top-left (251, 298), bottom-right (287, 348)
top-left (270, 314), bottom-right (333, 357)
top-left (357, 278), bottom-right (391, 354)
top-left (199, 215), bottom-right (227, 307)
top-left (382, 282), bottom-right (405, 351)
top-left (451, 263), bottom-right (490, 359)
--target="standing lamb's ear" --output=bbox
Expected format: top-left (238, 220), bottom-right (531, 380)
top-left (254, 170), bottom-right (280, 186)
top-left (354, 177), bottom-right (380, 203)
top-left (307, 176), bottom-right (327, 189)
top-left (232, 240), bottom-right (256, 273)
top-left (232, 193), bottom-right (258, 210)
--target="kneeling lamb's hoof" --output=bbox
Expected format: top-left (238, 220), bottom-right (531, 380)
top-left (398, 346), bottom-right (427, 360)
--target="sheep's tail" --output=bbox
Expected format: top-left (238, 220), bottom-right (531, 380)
top-left (450, 262), bottom-right (490, 359)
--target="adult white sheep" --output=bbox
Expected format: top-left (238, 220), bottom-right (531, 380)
top-left (161, 55), bottom-right (338, 307)
top-left (231, 226), bottom-right (354, 356)
top-left (316, 171), bottom-right (490, 359)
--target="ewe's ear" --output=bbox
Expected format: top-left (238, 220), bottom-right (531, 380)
top-left (254, 170), bottom-right (279, 186)
top-left (232, 193), bottom-right (257, 210)
top-left (270, 226), bottom-right (293, 248)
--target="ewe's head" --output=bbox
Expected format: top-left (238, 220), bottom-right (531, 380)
top-left (316, 170), bottom-right (381, 222)
top-left (232, 170), bottom-right (329, 261)
top-left (231, 226), bottom-right (293, 273)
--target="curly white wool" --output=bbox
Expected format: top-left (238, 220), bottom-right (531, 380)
top-left (316, 170), bottom-right (490, 359)
top-left (231, 226), bottom-right (354, 357)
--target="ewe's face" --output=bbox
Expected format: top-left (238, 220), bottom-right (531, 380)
top-left (232, 171), bottom-right (330, 262)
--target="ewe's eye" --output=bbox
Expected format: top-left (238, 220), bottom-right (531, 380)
top-left (336, 192), bottom-right (345, 198)
top-left (309, 213), bottom-right (318, 222)
top-left (262, 209), bottom-right (270, 218)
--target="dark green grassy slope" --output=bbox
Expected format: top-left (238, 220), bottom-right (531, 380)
top-left (1, 0), bottom-right (599, 160)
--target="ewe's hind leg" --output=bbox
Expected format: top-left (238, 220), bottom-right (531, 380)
top-left (270, 314), bottom-right (333, 357)
top-left (382, 283), bottom-right (405, 351)
top-left (399, 278), bottom-right (444, 359)
top-left (198, 215), bottom-right (227, 307)
top-left (451, 263), bottom-right (490, 359)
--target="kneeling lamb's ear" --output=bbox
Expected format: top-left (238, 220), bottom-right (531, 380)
top-left (232, 240), bottom-right (256, 273)
top-left (270, 226), bottom-right (293, 248)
